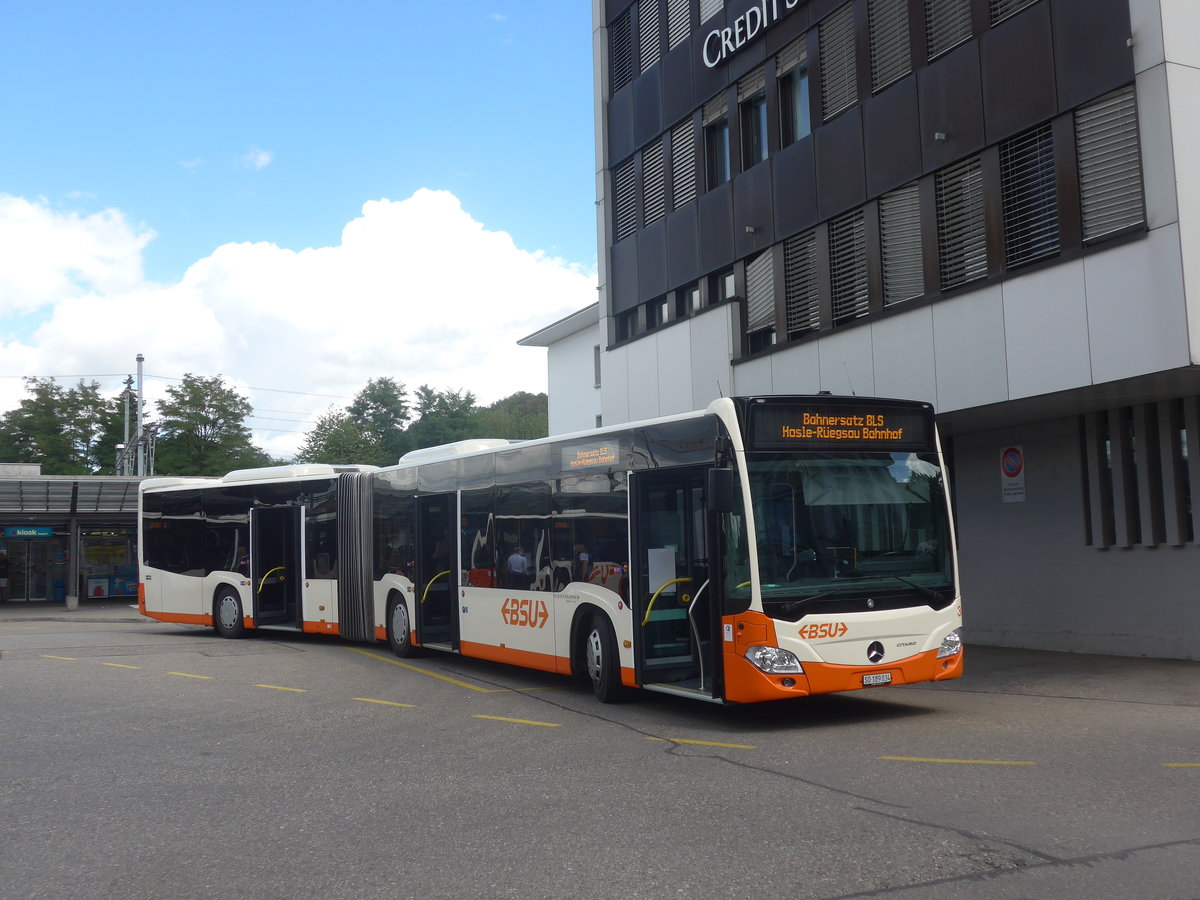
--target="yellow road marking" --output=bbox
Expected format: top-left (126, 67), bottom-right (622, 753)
top-left (473, 714), bottom-right (560, 727)
top-left (103, 663), bottom-right (141, 669)
top-left (170, 672), bottom-right (213, 680)
top-left (342, 647), bottom-right (510, 692)
top-left (646, 737), bottom-right (757, 750)
top-left (41, 655), bottom-right (77, 661)
top-left (881, 756), bottom-right (1035, 766)
top-left (255, 684), bottom-right (306, 693)
top-left (353, 697), bottom-right (416, 708)
top-left (1163, 763), bottom-right (1200, 768)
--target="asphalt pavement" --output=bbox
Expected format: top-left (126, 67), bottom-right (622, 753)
top-left (4, 597), bottom-right (1197, 708)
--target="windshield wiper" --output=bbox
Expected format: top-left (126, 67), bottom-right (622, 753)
top-left (770, 586), bottom-right (854, 616)
top-left (844, 573), bottom-right (945, 601)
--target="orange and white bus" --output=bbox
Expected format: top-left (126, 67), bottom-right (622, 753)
top-left (138, 395), bottom-right (963, 703)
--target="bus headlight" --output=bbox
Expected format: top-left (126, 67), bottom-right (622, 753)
top-left (937, 628), bottom-right (963, 658)
top-left (745, 645), bottom-right (804, 674)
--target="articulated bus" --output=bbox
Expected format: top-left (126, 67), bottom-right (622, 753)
top-left (138, 395), bottom-right (963, 703)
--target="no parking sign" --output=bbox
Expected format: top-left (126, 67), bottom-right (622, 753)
top-left (1001, 446), bottom-right (1025, 503)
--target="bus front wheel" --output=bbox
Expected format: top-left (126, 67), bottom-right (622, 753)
top-left (214, 587), bottom-right (245, 639)
top-left (387, 595), bottom-right (417, 658)
top-left (584, 614), bottom-right (623, 703)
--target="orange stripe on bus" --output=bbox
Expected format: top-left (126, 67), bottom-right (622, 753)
top-left (141, 610), bottom-right (213, 627)
top-left (458, 640), bottom-right (563, 675)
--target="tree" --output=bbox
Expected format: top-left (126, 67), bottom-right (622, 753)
top-left (295, 407), bottom-right (379, 464)
top-left (153, 374), bottom-right (272, 475)
top-left (473, 392), bottom-right (548, 441)
top-left (404, 385), bottom-right (479, 451)
top-left (346, 377), bottom-right (411, 464)
top-left (0, 377), bottom-right (109, 474)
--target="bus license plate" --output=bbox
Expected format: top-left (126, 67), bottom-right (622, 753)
top-left (862, 672), bottom-right (892, 686)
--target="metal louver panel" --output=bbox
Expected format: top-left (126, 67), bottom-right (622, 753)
top-left (702, 95), bottom-right (727, 127)
top-left (777, 37), bottom-right (806, 75)
top-left (745, 251), bottom-right (776, 332)
top-left (643, 139), bottom-right (667, 227)
top-left (879, 183), bottom-right (924, 306)
top-left (699, 0), bottom-right (722, 24)
top-left (667, 0), bottom-right (690, 50)
top-left (869, 0), bottom-right (911, 93)
top-left (610, 9), bottom-right (634, 94)
top-left (830, 209), bottom-right (868, 324)
top-left (336, 473), bottom-right (374, 642)
top-left (671, 119), bottom-right (697, 208)
top-left (936, 155), bottom-right (987, 290)
top-left (614, 159), bottom-right (638, 241)
top-left (1001, 123), bottom-right (1059, 267)
top-left (738, 67), bottom-right (766, 103)
top-left (820, 4), bottom-right (857, 121)
top-left (990, 0), bottom-right (1039, 25)
top-left (1076, 86), bottom-right (1144, 242)
top-left (640, 0), bottom-right (662, 73)
top-left (784, 230), bottom-right (820, 337)
top-left (925, 0), bottom-right (972, 60)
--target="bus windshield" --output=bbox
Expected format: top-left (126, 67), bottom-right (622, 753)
top-left (735, 452), bottom-right (954, 617)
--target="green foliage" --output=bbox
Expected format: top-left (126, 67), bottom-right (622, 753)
top-left (295, 407), bottom-right (381, 465)
top-left (153, 374), bottom-right (272, 476)
top-left (0, 377), bottom-right (110, 474)
top-left (473, 391), bottom-right (549, 441)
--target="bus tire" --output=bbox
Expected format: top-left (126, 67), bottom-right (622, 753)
top-left (584, 613), bottom-right (623, 703)
top-left (387, 595), bottom-right (417, 658)
top-left (214, 587), bottom-right (245, 639)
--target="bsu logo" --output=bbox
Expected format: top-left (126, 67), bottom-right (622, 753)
top-left (501, 597), bottom-right (549, 629)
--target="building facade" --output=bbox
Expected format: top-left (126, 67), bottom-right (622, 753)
top-left (533, 0), bottom-right (1200, 658)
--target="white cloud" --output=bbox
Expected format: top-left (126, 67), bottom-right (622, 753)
top-left (239, 146), bottom-right (274, 170)
top-left (0, 189), bottom-right (595, 460)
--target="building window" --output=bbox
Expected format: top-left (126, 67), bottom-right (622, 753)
top-left (699, 0), bottom-right (723, 24)
top-left (703, 96), bottom-right (731, 189)
top-left (1001, 123), bottom-right (1059, 268)
top-left (671, 118), bottom-right (697, 209)
top-left (739, 67), bottom-right (768, 169)
top-left (642, 137), bottom-right (667, 227)
top-left (640, 0), bottom-right (662, 73)
top-left (610, 8), bottom-right (635, 94)
top-left (990, 0), bottom-right (1039, 26)
top-left (646, 296), bottom-right (670, 329)
top-left (935, 154), bottom-right (987, 290)
top-left (745, 251), bottom-right (777, 353)
top-left (593, 345), bottom-right (602, 388)
top-left (667, 0), bottom-right (690, 51)
top-left (879, 183), bottom-right (924, 307)
top-left (777, 39), bottom-right (811, 146)
top-left (869, 0), bottom-right (912, 93)
top-left (784, 229), bottom-right (820, 339)
top-left (676, 282), bottom-right (701, 318)
top-left (711, 268), bottom-right (736, 304)
top-left (820, 3), bottom-right (858, 122)
top-left (830, 208), bottom-right (869, 325)
top-left (1075, 86), bottom-right (1145, 243)
top-left (613, 158), bottom-right (638, 242)
top-left (925, 0), bottom-right (972, 60)
top-left (615, 308), bottom-right (639, 342)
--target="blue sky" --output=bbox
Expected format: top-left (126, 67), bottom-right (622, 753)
top-left (0, 1), bottom-right (599, 457)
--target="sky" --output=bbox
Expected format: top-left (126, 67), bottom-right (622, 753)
top-left (0, 1), bottom-right (598, 460)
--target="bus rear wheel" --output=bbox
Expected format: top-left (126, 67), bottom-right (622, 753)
top-left (584, 614), bottom-right (623, 703)
top-left (387, 595), bottom-right (417, 658)
top-left (214, 587), bottom-right (245, 639)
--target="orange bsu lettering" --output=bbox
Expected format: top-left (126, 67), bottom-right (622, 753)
top-left (798, 622), bottom-right (849, 640)
top-left (501, 597), bottom-right (549, 629)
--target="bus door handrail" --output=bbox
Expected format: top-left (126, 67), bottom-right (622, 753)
top-left (420, 570), bottom-right (452, 605)
top-left (641, 577), bottom-right (693, 627)
top-left (687, 578), bottom-right (710, 691)
top-left (257, 566), bottom-right (286, 594)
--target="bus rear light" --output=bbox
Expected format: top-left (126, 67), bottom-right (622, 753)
top-left (745, 645), bottom-right (804, 674)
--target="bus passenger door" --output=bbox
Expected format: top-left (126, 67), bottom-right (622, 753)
top-left (415, 493), bottom-right (459, 650)
top-left (630, 467), bottom-right (718, 699)
top-left (251, 506), bottom-right (302, 628)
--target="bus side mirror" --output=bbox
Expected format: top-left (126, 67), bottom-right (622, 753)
top-left (707, 467), bottom-right (734, 513)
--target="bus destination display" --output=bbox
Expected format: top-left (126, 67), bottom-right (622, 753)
top-left (750, 402), bottom-right (930, 451)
